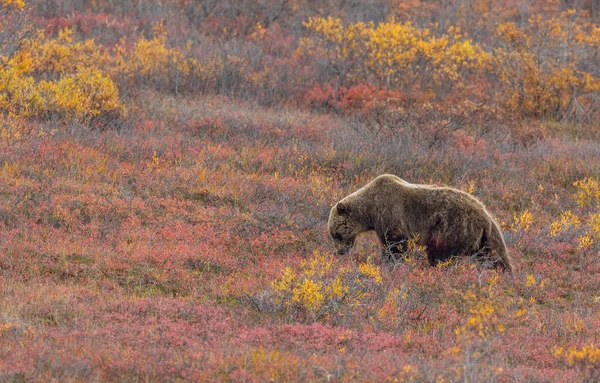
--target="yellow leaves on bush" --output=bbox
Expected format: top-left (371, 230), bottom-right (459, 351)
top-left (456, 300), bottom-right (504, 340)
top-left (0, 65), bottom-right (42, 117)
top-left (126, 36), bottom-right (173, 78)
top-left (588, 213), bottom-right (600, 240)
top-left (0, 114), bottom-right (24, 144)
top-left (113, 34), bottom-right (225, 94)
top-left (6, 28), bottom-right (111, 80)
top-left (563, 344), bottom-right (600, 364)
top-left (270, 250), bottom-right (381, 322)
top-left (292, 279), bottom-right (324, 312)
top-left (573, 177), bottom-right (600, 208)
top-left (0, 112), bottom-right (47, 145)
top-left (493, 11), bottom-right (600, 120)
top-left (358, 260), bottom-right (382, 283)
top-left (561, 210), bottom-right (581, 226)
top-left (570, 178), bottom-right (600, 246)
top-left (38, 67), bottom-right (125, 121)
top-left (577, 235), bottom-right (594, 250)
top-left (512, 209), bottom-right (533, 232)
top-left (376, 287), bottom-right (407, 325)
top-left (554, 343), bottom-right (600, 377)
top-left (453, 276), bottom-right (520, 356)
top-left (328, 276), bottom-right (347, 300)
top-left (302, 17), bottom-right (488, 94)
top-left (492, 22), bottom-right (525, 47)
top-left (270, 251), bottom-right (335, 315)
top-left (548, 210), bottom-right (581, 237)
top-left (545, 180), bottom-right (600, 251)
top-left (0, 28), bottom-right (125, 122)
top-left (0, 0), bottom-right (24, 10)
top-left (271, 267), bottom-right (294, 292)
top-left (1, 22), bottom-right (218, 121)
top-left (301, 250), bottom-right (332, 278)
top-left (0, 63), bottom-right (124, 122)
top-left (17, 28), bottom-right (203, 91)
top-left (302, 17), bottom-right (346, 47)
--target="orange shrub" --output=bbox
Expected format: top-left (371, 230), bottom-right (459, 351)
top-left (493, 11), bottom-right (600, 121)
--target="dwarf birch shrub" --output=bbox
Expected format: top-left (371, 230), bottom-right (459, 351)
top-left (301, 17), bottom-right (489, 98)
top-left (38, 67), bottom-right (125, 122)
top-left (493, 11), bottom-right (600, 121)
top-left (267, 250), bottom-right (383, 323)
top-left (0, 21), bottom-right (125, 123)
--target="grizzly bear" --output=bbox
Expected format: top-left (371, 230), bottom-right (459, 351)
top-left (328, 174), bottom-right (514, 272)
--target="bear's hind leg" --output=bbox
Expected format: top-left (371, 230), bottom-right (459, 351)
top-left (425, 235), bottom-right (461, 267)
top-left (426, 247), bottom-right (454, 267)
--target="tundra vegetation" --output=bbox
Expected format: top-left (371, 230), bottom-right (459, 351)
top-left (1, 0), bottom-right (600, 381)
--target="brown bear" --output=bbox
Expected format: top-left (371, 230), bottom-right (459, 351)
top-left (328, 174), bottom-right (514, 272)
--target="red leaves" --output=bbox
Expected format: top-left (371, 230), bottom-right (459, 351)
top-left (0, 23), bottom-right (599, 379)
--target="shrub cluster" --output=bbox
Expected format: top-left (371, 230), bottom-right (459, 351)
top-left (2, 2), bottom-right (600, 124)
top-left (264, 250), bottom-right (383, 323)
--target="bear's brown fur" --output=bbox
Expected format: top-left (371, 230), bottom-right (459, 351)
top-left (328, 174), bottom-right (514, 272)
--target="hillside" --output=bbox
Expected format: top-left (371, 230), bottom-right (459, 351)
top-left (1, 1), bottom-right (600, 381)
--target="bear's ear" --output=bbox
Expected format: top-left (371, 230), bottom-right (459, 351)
top-left (336, 202), bottom-right (351, 215)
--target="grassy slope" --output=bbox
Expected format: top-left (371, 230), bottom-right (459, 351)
top-left (1, 92), bottom-right (599, 381)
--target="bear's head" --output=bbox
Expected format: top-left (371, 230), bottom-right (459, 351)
top-left (328, 201), bottom-right (361, 255)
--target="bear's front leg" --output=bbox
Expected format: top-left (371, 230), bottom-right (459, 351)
top-left (380, 235), bottom-right (408, 264)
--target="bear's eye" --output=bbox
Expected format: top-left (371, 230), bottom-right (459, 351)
top-left (332, 233), bottom-right (343, 241)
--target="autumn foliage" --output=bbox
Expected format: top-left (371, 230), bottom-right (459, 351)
top-left (1, 0), bottom-right (600, 381)
top-left (493, 11), bottom-right (600, 121)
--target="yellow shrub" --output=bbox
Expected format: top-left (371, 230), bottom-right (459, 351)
top-left (302, 17), bottom-right (489, 94)
top-left (525, 274), bottom-right (536, 287)
top-left (548, 221), bottom-right (562, 238)
top-left (0, 64), bottom-right (43, 117)
top-left (0, 114), bottom-right (24, 143)
top-left (548, 210), bottom-right (582, 237)
top-left (454, 276), bottom-right (515, 349)
top-left (0, 25), bottom-right (125, 122)
top-left (38, 67), bottom-right (125, 121)
top-left (0, 64), bottom-right (124, 122)
top-left (358, 260), bottom-right (382, 283)
top-left (23, 29), bottom-right (108, 77)
top-left (271, 267), bottom-right (295, 292)
top-left (565, 344), bottom-right (600, 364)
top-left (512, 209), bottom-right (533, 231)
top-left (493, 11), bottom-right (600, 120)
top-left (376, 287), bottom-right (409, 326)
top-left (126, 36), bottom-right (172, 78)
top-left (577, 235), bottom-right (594, 250)
top-left (114, 34), bottom-right (212, 93)
top-left (555, 343), bottom-right (600, 367)
top-left (0, 0), bottom-right (24, 9)
top-left (573, 177), bottom-right (600, 208)
top-left (292, 279), bottom-right (324, 312)
top-left (588, 213), bottom-right (600, 240)
top-left (270, 250), bottom-right (382, 322)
